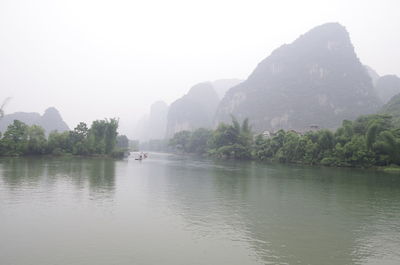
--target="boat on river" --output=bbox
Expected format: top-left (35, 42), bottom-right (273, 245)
top-left (135, 152), bottom-right (148, 160)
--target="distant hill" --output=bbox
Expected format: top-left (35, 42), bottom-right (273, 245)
top-left (215, 23), bottom-right (382, 132)
top-left (134, 101), bottom-right (168, 141)
top-left (364, 65), bottom-right (380, 86)
top-left (212, 79), bottom-right (243, 99)
top-left (380, 92), bottom-right (400, 126)
top-left (375, 75), bottom-right (400, 104)
top-left (166, 82), bottom-right (219, 138)
top-left (0, 107), bottom-right (69, 134)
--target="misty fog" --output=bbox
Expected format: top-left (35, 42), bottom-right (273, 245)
top-left (1, 0), bottom-right (399, 138)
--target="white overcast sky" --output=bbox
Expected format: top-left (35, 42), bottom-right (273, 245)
top-left (1, 0), bottom-right (399, 136)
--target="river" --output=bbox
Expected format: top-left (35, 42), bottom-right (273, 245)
top-left (1, 153), bottom-right (399, 265)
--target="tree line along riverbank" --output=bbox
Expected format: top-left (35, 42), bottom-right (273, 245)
top-left (3, 113), bottom-right (400, 171)
top-left (0, 118), bottom-right (129, 158)
top-left (168, 114), bottom-right (400, 170)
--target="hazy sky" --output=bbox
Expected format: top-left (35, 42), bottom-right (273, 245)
top-left (1, 0), bottom-right (399, 137)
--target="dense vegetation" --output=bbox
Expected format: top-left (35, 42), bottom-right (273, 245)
top-left (169, 114), bottom-right (400, 168)
top-left (0, 118), bottom-right (128, 158)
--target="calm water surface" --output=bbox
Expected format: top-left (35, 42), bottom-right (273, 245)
top-left (0, 153), bottom-right (400, 265)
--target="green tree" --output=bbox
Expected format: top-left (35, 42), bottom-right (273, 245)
top-left (116, 135), bottom-right (129, 150)
top-left (187, 128), bottom-right (212, 154)
top-left (70, 122), bottom-right (89, 155)
top-left (169, 130), bottom-right (192, 152)
top-left (0, 120), bottom-right (29, 155)
top-left (208, 116), bottom-right (253, 159)
top-left (47, 131), bottom-right (72, 155)
top-left (87, 118), bottom-right (119, 155)
top-left (26, 125), bottom-right (47, 155)
top-left (104, 118), bottom-right (119, 154)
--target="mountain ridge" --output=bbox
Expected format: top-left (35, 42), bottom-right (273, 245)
top-left (165, 82), bottom-right (219, 138)
top-left (0, 107), bottom-right (70, 134)
top-left (215, 22), bottom-right (381, 132)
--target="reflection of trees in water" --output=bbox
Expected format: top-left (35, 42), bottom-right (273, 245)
top-left (146, 157), bottom-right (400, 264)
top-left (46, 157), bottom-right (116, 197)
top-left (214, 163), bottom-right (400, 265)
top-left (0, 157), bottom-right (46, 187)
top-left (0, 157), bottom-right (116, 197)
top-left (87, 158), bottom-right (116, 197)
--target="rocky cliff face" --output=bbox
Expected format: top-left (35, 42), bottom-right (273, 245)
top-left (0, 107), bottom-right (69, 134)
top-left (166, 82), bottom-right (219, 138)
top-left (215, 23), bottom-right (382, 132)
top-left (375, 75), bottom-right (400, 104)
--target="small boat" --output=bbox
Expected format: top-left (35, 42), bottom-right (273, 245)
top-left (135, 152), bottom-right (146, 161)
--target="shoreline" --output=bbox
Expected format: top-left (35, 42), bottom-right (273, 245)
top-left (1, 151), bottom-right (400, 174)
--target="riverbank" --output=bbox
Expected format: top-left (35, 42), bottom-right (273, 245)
top-left (0, 150), bottom-right (130, 159)
top-left (167, 114), bottom-right (400, 170)
top-left (379, 165), bottom-right (400, 173)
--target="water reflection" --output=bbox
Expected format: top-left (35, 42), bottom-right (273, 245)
top-left (0, 156), bottom-right (116, 198)
top-left (0, 154), bottom-right (399, 265)
top-left (145, 154), bottom-right (400, 265)
top-left (0, 157), bottom-right (46, 186)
